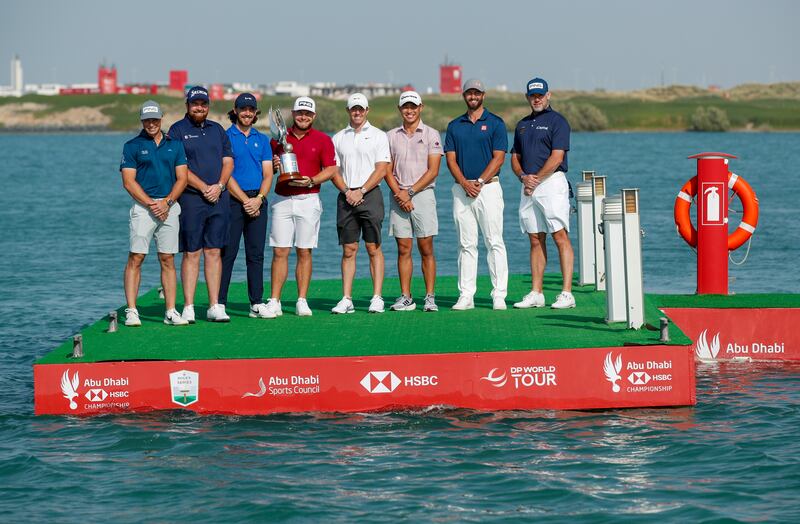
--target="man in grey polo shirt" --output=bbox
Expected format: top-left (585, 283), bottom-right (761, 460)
top-left (330, 93), bottom-right (391, 314)
top-left (384, 91), bottom-right (443, 312)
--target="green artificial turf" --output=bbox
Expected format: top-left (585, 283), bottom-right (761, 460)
top-left (37, 275), bottom-right (691, 365)
top-left (655, 293), bottom-right (800, 309)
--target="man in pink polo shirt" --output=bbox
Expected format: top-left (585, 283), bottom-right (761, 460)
top-left (384, 91), bottom-right (443, 312)
top-left (266, 96), bottom-right (338, 317)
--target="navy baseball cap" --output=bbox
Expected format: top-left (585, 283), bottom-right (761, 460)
top-left (526, 78), bottom-right (549, 96)
top-left (186, 86), bottom-right (210, 103)
top-left (235, 92), bottom-right (258, 109)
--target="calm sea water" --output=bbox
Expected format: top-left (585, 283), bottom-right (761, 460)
top-left (1, 132), bottom-right (798, 521)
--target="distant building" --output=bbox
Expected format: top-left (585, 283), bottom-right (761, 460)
top-left (273, 81), bottom-right (311, 97)
top-left (0, 55), bottom-right (24, 97)
top-left (440, 58), bottom-right (462, 94)
top-left (98, 64), bottom-right (118, 94)
top-left (169, 70), bottom-right (188, 92)
top-left (309, 82), bottom-right (405, 100)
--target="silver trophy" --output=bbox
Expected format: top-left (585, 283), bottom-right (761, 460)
top-left (269, 106), bottom-right (309, 186)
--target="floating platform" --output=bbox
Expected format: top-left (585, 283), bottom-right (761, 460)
top-left (34, 275), bottom-right (698, 416)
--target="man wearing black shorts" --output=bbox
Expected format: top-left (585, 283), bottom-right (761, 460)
top-left (330, 93), bottom-right (391, 314)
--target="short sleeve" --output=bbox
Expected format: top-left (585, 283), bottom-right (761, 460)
top-left (552, 115), bottom-right (571, 151)
top-left (376, 131), bottom-right (391, 163)
top-left (261, 135), bottom-right (273, 162)
top-left (491, 117), bottom-right (508, 152)
top-left (120, 141), bottom-right (137, 171)
top-left (167, 122), bottom-right (180, 141)
top-left (174, 141), bottom-right (187, 166)
top-left (428, 128), bottom-right (444, 156)
top-left (221, 127), bottom-right (233, 158)
top-left (444, 123), bottom-right (455, 153)
top-left (321, 135), bottom-right (336, 168)
top-left (512, 124), bottom-right (521, 156)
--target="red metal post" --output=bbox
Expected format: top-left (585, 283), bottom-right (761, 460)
top-left (688, 152), bottom-right (736, 294)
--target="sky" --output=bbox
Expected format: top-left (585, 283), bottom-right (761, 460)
top-left (1, 0), bottom-right (797, 92)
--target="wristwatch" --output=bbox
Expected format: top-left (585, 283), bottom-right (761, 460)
top-left (477, 178), bottom-right (485, 186)
top-left (166, 198), bottom-right (174, 207)
top-left (359, 186), bottom-right (367, 195)
top-left (257, 193), bottom-right (266, 201)
top-left (217, 183), bottom-right (226, 192)
top-left (407, 187), bottom-right (416, 198)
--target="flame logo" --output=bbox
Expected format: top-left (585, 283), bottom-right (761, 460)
top-left (695, 329), bottom-right (720, 360)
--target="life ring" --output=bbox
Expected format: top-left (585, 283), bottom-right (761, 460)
top-left (674, 172), bottom-right (759, 250)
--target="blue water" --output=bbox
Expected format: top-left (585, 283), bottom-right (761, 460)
top-left (1, 132), bottom-right (799, 521)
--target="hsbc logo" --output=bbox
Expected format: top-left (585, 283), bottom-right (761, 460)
top-left (627, 372), bottom-right (651, 385)
top-left (360, 371), bottom-right (439, 394)
top-left (85, 388), bottom-right (108, 402)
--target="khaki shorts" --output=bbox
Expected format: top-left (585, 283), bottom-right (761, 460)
top-left (269, 193), bottom-right (322, 249)
top-left (389, 188), bottom-right (438, 239)
top-left (129, 201), bottom-right (181, 254)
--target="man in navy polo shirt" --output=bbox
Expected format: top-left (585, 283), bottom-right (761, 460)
top-left (220, 93), bottom-right (275, 319)
top-left (511, 77), bottom-right (576, 310)
top-left (120, 100), bottom-right (189, 327)
top-left (168, 86), bottom-right (234, 322)
top-left (444, 79), bottom-right (509, 311)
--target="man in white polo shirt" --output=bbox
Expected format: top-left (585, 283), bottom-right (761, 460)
top-left (330, 93), bottom-right (391, 314)
top-left (384, 91), bottom-right (443, 312)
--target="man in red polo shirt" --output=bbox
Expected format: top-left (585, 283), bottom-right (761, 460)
top-left (266, 97), bottom-right (338, 317)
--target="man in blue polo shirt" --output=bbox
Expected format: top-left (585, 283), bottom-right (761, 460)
top-left (511, 77), bottom-right (576, 309)
top-left (220, 93), bottom-right (275, 319)
top-left (120, 100), bottom-right (189, 327)
top-left (168, 86), bottom-right (234, 322)
top-left (444, 79), bottom-right (509, 311)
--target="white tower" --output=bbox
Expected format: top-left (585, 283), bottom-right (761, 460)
top-left (11, 55), bottom-right (23, 96)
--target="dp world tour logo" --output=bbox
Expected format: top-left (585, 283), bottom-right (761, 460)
top-left (695, 329), bottom-right (720, 360)
top-left (61, 370), bottom-right (80, 410)
top-left (360, 371), bottom-right (400, 394)
top-left (481, 368), bottom-right (508, 388)
top-left (603, 353), bottom-right (623, 393)
top-left (169, 370), bottom-right (199, 407)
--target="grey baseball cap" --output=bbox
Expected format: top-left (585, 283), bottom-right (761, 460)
top-left (139, 100), bottom-right (163, 120)
top-left (462, 78), bottom-right (486, 93)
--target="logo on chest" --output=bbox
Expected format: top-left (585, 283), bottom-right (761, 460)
top-left (481, 125), bottom-right (487, 131)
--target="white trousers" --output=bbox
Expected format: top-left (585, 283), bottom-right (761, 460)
top-left (451, 182), bottom-right (508, 299)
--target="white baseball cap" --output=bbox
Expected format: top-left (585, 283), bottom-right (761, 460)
top-left (347, 93), bottom-right (369, 109)
top-left (293, 96), bottom-right (316, 113)
top-left (398, 91), bottom-right (422, 107)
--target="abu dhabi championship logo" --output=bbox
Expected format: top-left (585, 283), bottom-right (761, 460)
top-left (480, 368), bottom-right (508, 388)
top-left (360, 371), bottom-right (401, 394)
top-left (60, 370), bottom-right (80, 410)
top-left (695, 329), bottom-right (720, 360)
top-left (603, 352), bottom-right (623, 393)
top-left (169, 370), bottom-right (199, 407)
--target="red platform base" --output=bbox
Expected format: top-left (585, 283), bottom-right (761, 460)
top-left (34, 345), bottom-right (696, 416)
top-left (663, 308), bottom-right (800, 361)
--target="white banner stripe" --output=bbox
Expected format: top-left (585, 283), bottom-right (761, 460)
top-left (728, 173), bottom-right (739, 189)
top-left (738, 222), bottom-right (756, 233)
top-left (677, 191), bottom-right (692, 202)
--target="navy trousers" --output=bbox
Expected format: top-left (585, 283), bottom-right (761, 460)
top-left (220, 190), bottom-right (267, 306)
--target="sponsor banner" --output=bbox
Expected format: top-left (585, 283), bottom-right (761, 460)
top-left (34, 345), bottom-right (695, 416)
top-left (663, 308), bottom-right (800, 362)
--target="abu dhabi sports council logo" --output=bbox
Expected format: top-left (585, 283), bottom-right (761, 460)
top-left (481, 368), bottom-right (508, 388)
top-left (242, 377), bottom-right (267, 398)
top-left (603, 353), bottom-right (623, 393)
top-left (169, 370), bottom-right (199, 407)
top-left (695, 329), bottom-right (720, 360)
top-left (361, 371), bottom-right (400, 394)
top-left (61, 370), bottom-right (80, 410)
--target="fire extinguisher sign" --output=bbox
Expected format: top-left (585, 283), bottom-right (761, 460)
top-left (700, 182), bottom-right (726, 226)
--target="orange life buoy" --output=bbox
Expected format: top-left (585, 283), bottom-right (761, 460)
top-left (673, 172), bottom-right (759, 250)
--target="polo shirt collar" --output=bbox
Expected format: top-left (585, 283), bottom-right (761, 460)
top-left (531, 106), bottom-right (553, 117)
top-left (183, 114), bottom-right (208, 128)
top-left (228, 125), bottom-right (259, 137)
top-left (459, 109), bottom-right (488, 122)
top-left (396, 121), bottom-right (427, 134)
top-left (346, 121), bottom-right (372, 133)
top-left (137, 129), bottom-right (169, 142)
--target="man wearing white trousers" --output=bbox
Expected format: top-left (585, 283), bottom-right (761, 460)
top-left (444, 79), bottom-right (509, 310)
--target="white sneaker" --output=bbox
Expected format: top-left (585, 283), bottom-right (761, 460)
top-left (164, 308), bottom-right (189, 326)
top-left (124, 307), bottom-right (141, 327)
top-left (265, 298), bottom-right (283, 317)
top-left (369, 295), bottom-right (385, 313)
top-left (207, 303), bottom-right (231, 322)
top-left (389, 295), bottom-right (416, 311)
top-left (181, 304), bottom-right (195, 324)
top-left (514, 291), bottom-right (545, 309)
top-left (551, 291), bottom-right (576, 309)
top-left (423, 294), bottom-right (438, 312)
top-left (249, 303), bottom-right (277, 319)
top-left (296, 298), bottom-right (313, 317)
top-left (451, 296), bottom-right (474, 311)
top-left (332, 297), bottom-right (355, 314)
top-left (493, 297), bottom-right (507, 310)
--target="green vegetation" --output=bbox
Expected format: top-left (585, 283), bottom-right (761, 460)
top-left (3, 82), bottom-right (800, 132)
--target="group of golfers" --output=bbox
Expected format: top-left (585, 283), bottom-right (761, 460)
top-left (119, 77), bottom-right (575, 327)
